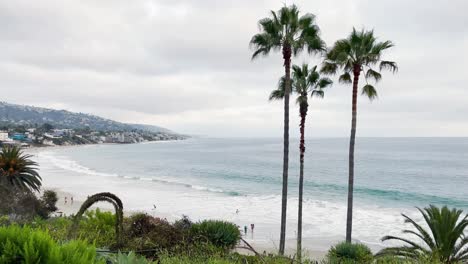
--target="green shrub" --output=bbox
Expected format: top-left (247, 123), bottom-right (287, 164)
top-left (190, 220), bottom-right (241, 249)
top-left (173, 215), bottom-right (192, 231)
top-left (78, 208), bottom-right (116, 247)
top-left (122, 213), bottom-right (184, 257)
top-left (29, 209), bottom-right (115, 247)
top-left (108, 251), bottom-right (154, 264)
top-left (327, 241), bottom-right (373, 263)
top-left (0, 225), bottom-right (104, 264)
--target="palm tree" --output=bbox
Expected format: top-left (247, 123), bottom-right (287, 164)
top-left (320, 28), bottom-right (397, 242)
top-left (377, 205), bottom-right (468, 263)
top-left (250, 5), bottom-right (325, 254)
top-left (270, 64), bottom-right (332, 260)
top-left (0, 146), bottom-right (41, 192)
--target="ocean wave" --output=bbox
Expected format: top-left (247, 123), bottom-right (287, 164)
top-left (305, 181), bottom-right (468, 208)
top-left (37, 151), bottom-right (240, 197)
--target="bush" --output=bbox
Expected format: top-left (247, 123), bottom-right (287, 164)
top-left (327, 241), bottom-right (373, 263)
top-left (108, 251), bottom-right (154, 264)
top-left (0, 187), bottom-right (58, 221)
top-left (0, 225), bottom-right (104, 264)
top-left (173, 215), bottom-right (192, 231)
top-left (78, 208), bottom-right (116, 247)
top-left (190, 220), bottom-right (241, 249)
top-left (122, 213), bottom-right (184, 257)
top-left (40, 190), bottom-right (58, 215)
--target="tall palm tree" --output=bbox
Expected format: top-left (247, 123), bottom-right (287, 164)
top-left (377, 205), bottom-right (468, 263)
top-left (270, 64), bottom-right (332, 260)
top-left (250, 5), bottom-right (325, 254)
top-left (0, 146), bottom-right (41, 192)
top-left (321, 28), bottom-right (397, 242)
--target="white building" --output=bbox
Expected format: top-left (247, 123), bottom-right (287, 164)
top-left (0, 131), bottom-right (9, 141)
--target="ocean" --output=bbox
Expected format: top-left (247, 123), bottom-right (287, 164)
top-left (33, 137), bottom-right (468, 251)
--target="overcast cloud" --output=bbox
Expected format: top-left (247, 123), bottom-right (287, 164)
top-left (1, 0), bottom-right (467, 137)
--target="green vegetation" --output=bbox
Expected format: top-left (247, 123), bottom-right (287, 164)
top-left (320, 28), bottom-right (397, 243)
top-left (250, 4), bottom-right (325, 255)
top-left (71, 192), bottom-right (124, 246)
top-left (0, 225), bottom-right (103, 264)
top-left (0, 146), bottom-right (41, 192)
top-left (377, 205), bottom-right (468, 263)
top-left (327, 241), bottom-right (374, 263)
top-left (191, 220), bottom-right (241, 249)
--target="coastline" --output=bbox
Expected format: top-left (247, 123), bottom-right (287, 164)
top-left (48, 187), bottom-right (327, 260)
top-left (30, 138), bottom-right (467, 260)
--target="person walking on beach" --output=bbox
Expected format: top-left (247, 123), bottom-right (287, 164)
top-left (244, 225), bottom-right (248, 235)
top-left (70, 196), bottom-right (74, 205)
top-left (251, 223), bottom-right (255, 233)
top-left (64, 196), bottom-right (67, 205)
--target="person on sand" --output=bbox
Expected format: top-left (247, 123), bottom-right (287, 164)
top-left (251, 223), bottom-right (254, 233)
top-left (236, 209), bottom-right (239, 214)
top-left (71, 196), bottom-right (74, 205)
top-left (244, 225), bottom-right (247, 235)
top-left (64, 196), bottom-right (67, 205)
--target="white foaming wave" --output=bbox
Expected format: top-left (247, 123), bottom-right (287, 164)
top-left (38, 151), bottom-right (118, 178)
top-left (38, 151), bottom-right (236, 196)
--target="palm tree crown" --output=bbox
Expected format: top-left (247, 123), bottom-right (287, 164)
top-left (0, 146), bottom-right (41, 192)
top-left (378, 205), bottom-right (468, 263)
top-left (270, 64), bottom-right (332, 102)
top-left (250, 5), bottom-right (325, 60)
top-left (321, 28), bottom-right (397, 100)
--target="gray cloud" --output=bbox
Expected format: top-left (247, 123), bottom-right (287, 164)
top-left (0, 0), bottom-right (467, 137)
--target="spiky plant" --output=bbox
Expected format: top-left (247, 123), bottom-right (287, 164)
top-left (71, 192), bottom-right (124, 247)
top-left (250, 4), bottom-right (325, 254)
top-left (270, 63), bottom-right (332, 261)
top-left (0, 146), bottom-right (41, 192)
top-left (321, 28), bottom-right (397, 242)
top-left (378, 205), bottom-right (468, 263)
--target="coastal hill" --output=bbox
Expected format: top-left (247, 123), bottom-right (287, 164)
top-left (0, 101), bottom-right (175, 134)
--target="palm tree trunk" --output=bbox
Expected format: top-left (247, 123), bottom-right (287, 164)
top-left (279, 44), bottom-right (292, 255)
top-left (297, 101), bottom-right (308, 261)
top-left (346, 65), bottom-right (360, 243)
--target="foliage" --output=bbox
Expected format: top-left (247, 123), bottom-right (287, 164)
top-left (108, 251), bottom-right (153, 264)
top-left (250, 4), bottom-right (325, 59)
top-left (173, 215), bottom-right (193, 231)
top-left (190, 220), bottom-right (241, 249)
top-left (78, 208), bottom-right (116, 247)
top-left (0, 188), bottom-right (58, 221)
top-left (0, 146), bottom-right (41, 192)
top-left (377, 205), bottom-right (468, 263)
top-left (71, 192), bottom-right (123, 246)
top-left (327, 241), bottom-right (373, 263)
top-left (0, 225), bottom-right (104, 264)
top-left (122, 213), bottom-right (184, 257)
top-left (320, 28), bottom-right (397, 101)
top-left (270, 64), bottom-right (332, 103)
top-left (40, 190), bottom-right (58, 215)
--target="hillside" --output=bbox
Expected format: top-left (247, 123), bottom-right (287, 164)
top-left (0, 102), bottom-right (177, 135)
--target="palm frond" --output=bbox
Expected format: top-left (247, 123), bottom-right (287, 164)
top-left (361, 84), bottom-right (378, 100)
top-left (365, 68), bottom-right (382, 82)
top-left (338, 72), bottom-right (352, 84)
top-left (380, 60), bottom-right (398, 73)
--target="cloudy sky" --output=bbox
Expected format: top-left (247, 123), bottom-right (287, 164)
top-left (1, 0), bottom-right (467, 137)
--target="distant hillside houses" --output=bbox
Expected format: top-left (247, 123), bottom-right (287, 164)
top-left (0, 124), bottom-right (185, 148)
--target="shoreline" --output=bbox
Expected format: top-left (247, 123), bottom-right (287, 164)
top-left (48, 187), bottom-right (327, 260)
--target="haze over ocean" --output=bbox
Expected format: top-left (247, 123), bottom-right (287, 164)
top-left (34, 137), bottom-right (468, 250)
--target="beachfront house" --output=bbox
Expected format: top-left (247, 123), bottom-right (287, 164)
top-left (0, 131), bottom-right (8, 141)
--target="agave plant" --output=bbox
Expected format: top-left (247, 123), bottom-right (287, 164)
top-left (0, 146), bottom-right (41, 192)
top-left (378, 205), bottom-right (468, 263)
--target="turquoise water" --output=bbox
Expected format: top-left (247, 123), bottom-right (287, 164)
top-left (44, 137), bottom-right (468, 208)
top-left (35, 137), bottom-right (468, 249)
